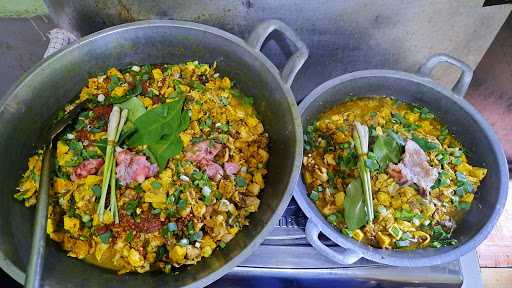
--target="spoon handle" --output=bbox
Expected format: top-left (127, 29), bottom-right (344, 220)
top-left (25, 145), bottom-right (52, 288)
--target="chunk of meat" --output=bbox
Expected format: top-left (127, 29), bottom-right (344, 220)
top-left (71, 159), bottom-right (104, 181)
top-left (387, 164), bottom-right (408, 185)
top-left (388, 140), bottom-right (439, 196)
top-left (186, 140), bottom-right (225, 181)
top-left (224, 162), bottom-right (240, 176)
top-left (206, 163), bottom-right (224, 182)
top-left (185, 140), bottom-right (222, 167)
top-left (116, 149), bottom-right (158, 186)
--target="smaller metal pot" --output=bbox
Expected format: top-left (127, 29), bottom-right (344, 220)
top-left (294, 54), bottom-right (509, 267)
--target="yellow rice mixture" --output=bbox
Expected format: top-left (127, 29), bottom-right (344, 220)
top-left (302, 97), bottom-right (487, 250)
top-left (15, 62), bottom-right (269, 273)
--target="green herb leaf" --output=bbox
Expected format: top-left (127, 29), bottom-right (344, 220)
top-left (396, 240), bottom-right (411, 248)
top-left (127, 97), bottom-right (190, 169)
top-left (411, 135), bottom-right (440, 152)
top-left (191, 170), bottom-right (211, 188)
top-left (117, 97), bottom-right (146, 122)
top-left (337, 151), bottom-right (358, 171)
top-left (456, 202), bottom-right (471, 210)
top-left (167, 222), bottom-right (177, 232)
top-left (125, 200), bottom-right (139, 216)
top-left (309, 191), bottom-right (319, 202)
top-left (371, 132), bottom-right (402, 170)
top-left (179, 110), bottom-right (191, 132)
top-left (191, 80), bottom-right (205, 92)
top-left (439, 170), bottom-right (451, 187)
top-left (107, 76), bottom-right (121, 92)
top-left (96, 138), bottom-right (108, 155)
top-left (220, 96), bottom-right (230, 106)
top-left (343, 178), bottom-right (367, 230)
top-left (91, 185), bottom-right (102, 198)
top-left (127, 98), bottom-right (184, 146)
top-left (156, 245), bottom-right (167, 260)
top-left (178, 199), bottom-right (187, 209)
top-left (327, 212), bottom-right (343, 224)
top-left (125, 231), bottom-right (134, 242)
top-left (304, 125), bottom-right (317, 151)
top-left (190, 231), bottom-right (203, 241)
top-left (99, 230), bottom-right (112, 244)
top-left (235, 176), bottom-right (247, 187)
top-left (364, 158), bottom-right (380, 171)
top-left (417, 107), bottom-right (434, 120)
top-left (391, 112), bottom-right (421, 131)
top-left (389, 224), bottom-right (402, 239)
top-left (342, 228), bottom-right (353, 237)
top-left (149, 134), bottom-right (183, 170)
top-left (456, 172), bottom-right (473, 193)
top-left (394, 209), bottom-right (421, 221)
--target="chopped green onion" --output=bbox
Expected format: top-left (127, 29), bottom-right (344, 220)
top-left (167, 222), bottom-right (177, 232)
top-left (151, 181), bottom-right (162, 189)
top-left (178, 199), bottom-right (187, 209)
top-left (235, 176), bottom-right (247, 187)
top-left (309, 191), bottom-right (319, 201)
top-left (389, 224), bottom-right (402, 239)
top-left (396, 240), bottom-right (411, 248)
top-left (342, 229), bottom-right (353, 237)
top-left (99, 231), bottom-right (112, 244)
top-left (125, 231), bottom-right (134, 242)
top-left (327, 214), bottom-right (338, 224)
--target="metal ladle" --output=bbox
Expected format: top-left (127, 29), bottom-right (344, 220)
top-left (25, 101), bottom-right (89, 288)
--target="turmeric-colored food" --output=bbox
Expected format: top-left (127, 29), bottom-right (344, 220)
top-left (302, 97), bottom-right (486, 250)
top-left (15, 62), bottom-right (269, 273)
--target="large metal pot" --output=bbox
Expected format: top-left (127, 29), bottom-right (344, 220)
top-left (295, 54), bottom-right (509, 266)
top-left (0, 20), bottom-right (307, 287)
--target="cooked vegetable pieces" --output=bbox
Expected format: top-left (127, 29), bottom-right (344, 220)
top-left (15, 62), bottom-right (270, 274)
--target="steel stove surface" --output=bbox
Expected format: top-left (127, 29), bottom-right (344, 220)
top-left (209, 198), bottom-right (463, 288)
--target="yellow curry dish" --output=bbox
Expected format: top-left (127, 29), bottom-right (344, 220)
top-left (15, 62), bottom-right (269, 274)
top-left (302, 97), bottom-right (487, 250)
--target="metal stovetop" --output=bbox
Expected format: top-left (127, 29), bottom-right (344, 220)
top-left (209, 198), bottom-right (465, 287)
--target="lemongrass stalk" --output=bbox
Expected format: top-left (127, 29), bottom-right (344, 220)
top-left (107, 108), bottom-right (127, 224)
top-left (97, 106), bottom-right (121, 221)
top-left (109, 160), bottom-right (118, 223)
top-left (353, 121), bottom-right (374, 223)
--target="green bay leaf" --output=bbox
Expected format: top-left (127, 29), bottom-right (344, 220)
top-left (148, 134), bottom-right (183, 170)
top-left (127, 97), bottom-right (184, 146)
top-left (344, 178), bottom-right (367, 230)
top-left (411, 135), bottom-right (440, 152)
top-left (372, 131), bottom-right (403, 170)
top-left (117, 97), bottom-right (146, 122)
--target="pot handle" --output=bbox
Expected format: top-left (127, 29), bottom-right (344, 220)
top-left (305, 220), bottom-right (362, 264)
top-left (416, 53), bottom-right (473, 98)
top-left (246, 20), bottom-right (308, 87)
